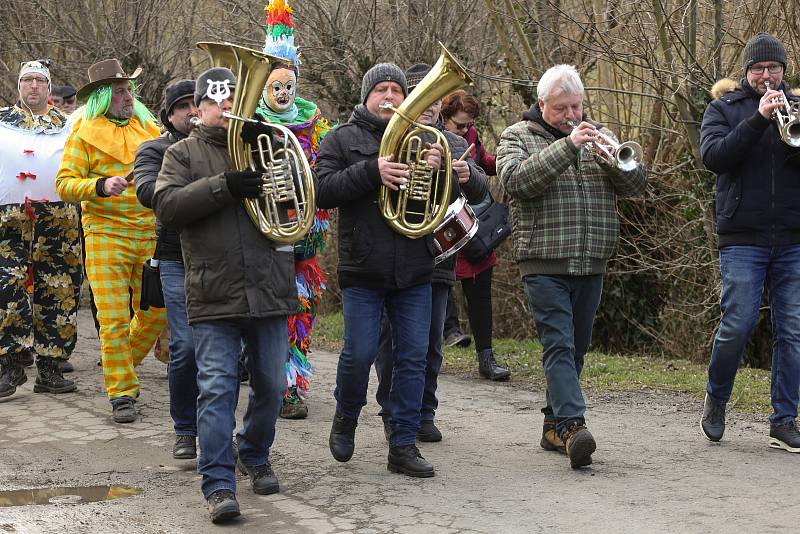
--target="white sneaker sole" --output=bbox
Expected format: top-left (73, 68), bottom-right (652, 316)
top-left (769, 438), bottom-right (800, 453)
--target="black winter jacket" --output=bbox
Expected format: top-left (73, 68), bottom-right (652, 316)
top-left (134, 125), bottom-right (187, 261)
top-left (315, 105), bottom-right (486, 289)
top-left (700, 79), bottom-right (800, 247)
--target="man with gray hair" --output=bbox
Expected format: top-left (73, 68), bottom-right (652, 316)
top-left (497, 64), bottom-right (647, 468)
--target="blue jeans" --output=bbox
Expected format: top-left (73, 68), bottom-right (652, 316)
top-left (523, 274), bottom-right (603, 435)
top-left (375, 282), bottom-right (449, 423)
top-left (159, 260), bottom-right (198, 436)
top-left (193, 316), bottom-right (287, 498)
top-left (336, 284), bottom-right (431, 447)
top-left (707, 245), bottom-right (800, 425)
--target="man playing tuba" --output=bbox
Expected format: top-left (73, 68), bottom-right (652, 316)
top-left (153, 67), bottom-right (295, 524)
top-left (316, 63), bottom-right (446, 478)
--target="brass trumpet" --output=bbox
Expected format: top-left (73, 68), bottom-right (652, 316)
top-left (764, 82), bottom-right (800, 147)
top-left (567, 121), bottom-right (642, 172)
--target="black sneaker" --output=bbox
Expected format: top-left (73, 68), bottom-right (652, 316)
top-left (700, 393), bottom-right (725, 442)
top-left (387, 444), bottom-right (435, 478)
top-left (173, 435), bottom-right (197, 459)
top-left (562, 422), bottom-right (596, 469)
top-left (417, 421), bottom-right (442, 442)
top-left (207, 490), bottom-right (240, 524)
top-left (237, 459), bottom-right (279, 495)
top-left (444, 332), bottom-right (471, 348)
top-left (769, 422), bottom-right (800, 453)
top-left (111, 396), bottom-right (137, 423)
top-left (329, 412), bottom-right (357, 462)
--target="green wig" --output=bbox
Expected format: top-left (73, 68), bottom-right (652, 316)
top-left (76, 81), bottom-right (156, 126)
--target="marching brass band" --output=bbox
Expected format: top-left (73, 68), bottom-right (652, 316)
top-left (5, 4), bottom-right (800, 522)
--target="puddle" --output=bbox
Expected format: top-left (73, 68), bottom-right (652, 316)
top-left (0, 485), bottom-right (141, 507)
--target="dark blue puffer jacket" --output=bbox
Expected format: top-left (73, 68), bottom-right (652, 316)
top-left (700, 79), bottom-right (800, 248)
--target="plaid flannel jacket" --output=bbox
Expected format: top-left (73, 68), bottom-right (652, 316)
top-left (497, 119), bottom-right (647, 276)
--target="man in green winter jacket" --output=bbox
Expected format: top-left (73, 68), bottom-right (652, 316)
top-left (497, 64), bottom-right (647, 469)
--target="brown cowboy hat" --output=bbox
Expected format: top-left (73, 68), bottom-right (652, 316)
top-left (76, 58), bottom-right (143, 101)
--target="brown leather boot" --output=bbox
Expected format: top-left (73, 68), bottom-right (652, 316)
top-left (562, 422), bottom-right (596, 468)
top-left (540, 419), bottom-right (566, 453)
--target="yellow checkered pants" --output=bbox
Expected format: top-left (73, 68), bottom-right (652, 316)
top-left (84, 232), bottom-right (166, 400)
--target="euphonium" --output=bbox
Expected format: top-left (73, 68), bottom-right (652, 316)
top-left (197, 41), bottom-right (315, 244)
top-left (378, 44), bottom-right (473, 238)
top-left (765, 81), bottom-right (800, 148)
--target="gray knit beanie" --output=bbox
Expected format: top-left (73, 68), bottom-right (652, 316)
top-left (742, 33), bottom-right (787, 71)
top-left (360, 63), bottom-right (407, 104)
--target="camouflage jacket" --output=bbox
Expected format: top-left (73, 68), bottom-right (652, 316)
top-left (496, 119), bottom-right (647, 277)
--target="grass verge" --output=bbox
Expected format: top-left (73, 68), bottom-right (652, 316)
top-left (314, 312), bottom-right (772, 415)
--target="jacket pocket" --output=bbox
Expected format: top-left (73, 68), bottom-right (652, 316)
top-left (350, 144), bottom-right (379, 158)
top-left (186, 255), bottom-right (231, 303)
top-left (350, 223), bottom-right (373, 264)
top-left (718, 179), bottom-right (741, 219)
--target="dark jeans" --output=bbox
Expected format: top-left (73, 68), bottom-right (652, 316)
top-left (523, 274), bottom-right (603, 435)
top-left (707, 245), bottom-right (800, 426)
top-left (375, 282), bottom-right (449, 423)
top-left (193, 316), bottom-right (287, 498)
top-left (336, 284), bottom-right (431, 447)
top-left (159, 260), bottom-right (198, 436)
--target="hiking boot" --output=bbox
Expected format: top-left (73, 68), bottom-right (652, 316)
top-left (111, 396), bottom-right (137, 423)
top-left (700, 393), bottom-right (725, 442)
top-left (33, 357), bottom-right (76, 394)
top-left (387, 444), bottom-right (435, 478)
top-left (444, 332), bottom-right (471, 348)
top-left (58, 360), bottom-right (74, 373)
top-left (382, 416), bottom-right (392, 443)
top-left (0, 354), bottom-right (27, 398)
top-left (329, 412), bottom-right (357, 462)
top-left (279, 395), bottom-right (308, 419)
top-left (237, 459), bottom-right (280, 495)
top-left (207, 490), bottom-right (240, 524)
top-left (417, 421), bottom-right (442, 442)
top-left (19, 351), bottom-right (34, 368)
top-left (563, 422), bottom-right (596, 468)
top-left (477, 349), bottom-right (511, 381)
top-left (173, 435), bottom-right (197, 459)
top-left (769, 421), bottom-right (800, 453)
top-left (540, 419), bottom-right (566, 453)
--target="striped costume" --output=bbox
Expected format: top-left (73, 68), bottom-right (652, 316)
top-left (56, 114), bottom-right (165, 401)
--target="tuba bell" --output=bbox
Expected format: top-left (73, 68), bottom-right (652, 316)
top-left (197, 41), bottom-right (315, 244)
top-left (378, 44), bottom-right (473, 238)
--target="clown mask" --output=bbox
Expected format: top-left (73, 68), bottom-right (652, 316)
top-left (264, 67), bottom-right (297, 112)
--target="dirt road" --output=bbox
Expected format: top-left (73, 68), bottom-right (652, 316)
top-left (0, 308), bottom-right (796, 533)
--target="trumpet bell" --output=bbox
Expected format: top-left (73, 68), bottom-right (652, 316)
top-left (615, 141), bottom-right (643, 172)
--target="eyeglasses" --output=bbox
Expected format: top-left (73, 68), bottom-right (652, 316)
top-left (20, 76), bottom-right (48, 86)
top-left (749, 64), bottom-right (783, 75)
top-left (448, 119), bottom-right (474, 130)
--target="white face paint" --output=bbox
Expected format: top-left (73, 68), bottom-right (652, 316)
top-left (263, 68), bottom-right (296, 112)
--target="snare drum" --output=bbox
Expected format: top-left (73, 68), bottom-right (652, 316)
top-left (432, 195), bottom-right (479, 264)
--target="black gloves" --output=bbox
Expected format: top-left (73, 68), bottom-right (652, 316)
top-left (241, 113), bottom-right (274, 146)
top-left (225, 170), bottom-right (264, 199)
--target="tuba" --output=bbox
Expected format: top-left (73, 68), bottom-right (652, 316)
top-left (378, 44), bottom-right (473, 238)
top-left (197, 41), bottom-right (315, 244)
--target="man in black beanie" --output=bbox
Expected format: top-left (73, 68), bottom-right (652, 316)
top-left (315, 62), bottom-right (449, 478)
top-left (134, 79), bottom-right (199, 461)
top-left (700, 32), bottom-right (800, 453)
